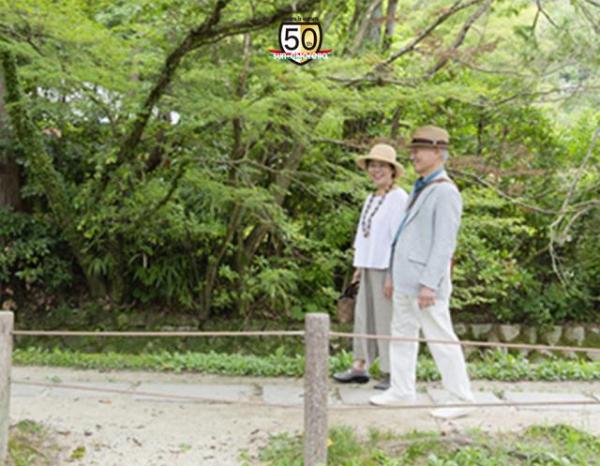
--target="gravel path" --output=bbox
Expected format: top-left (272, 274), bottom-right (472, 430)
top-left (9, 367), bottom-right (600, 465)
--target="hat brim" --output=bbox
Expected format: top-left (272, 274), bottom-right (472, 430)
top-left (356, 156), bottom-right (405, 177)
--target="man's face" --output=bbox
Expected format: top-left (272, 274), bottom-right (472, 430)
top-left (410, 146), bottom-right (442, 175)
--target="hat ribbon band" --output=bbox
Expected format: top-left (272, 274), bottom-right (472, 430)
top-left (411, 138), bottom-right (448, 146)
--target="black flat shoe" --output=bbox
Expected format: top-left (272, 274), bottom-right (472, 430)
top-left (373, 374), bottom-right (390, 390)
top-left (333, 369), bottom-right (370, 384)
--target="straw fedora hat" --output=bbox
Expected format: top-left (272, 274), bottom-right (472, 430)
top-left (408, 126), bottom-right (450, 149)
top-left (356, 144), bottom-right (405, 177)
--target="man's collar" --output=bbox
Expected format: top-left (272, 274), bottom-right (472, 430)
top-left (417, 166), bottom-right (446, 185)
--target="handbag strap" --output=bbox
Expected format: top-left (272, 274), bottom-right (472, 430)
top-left (406, 178), bottom-right (454, 210)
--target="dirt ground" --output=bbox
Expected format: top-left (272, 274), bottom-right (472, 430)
top-left (8, 366), bottom-right (600, 465)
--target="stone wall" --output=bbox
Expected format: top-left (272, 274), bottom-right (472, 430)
top-left (453, 323), bottom-right (600, 360)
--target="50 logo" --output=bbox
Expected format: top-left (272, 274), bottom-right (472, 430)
top-left (270, 18), bottom-right (332, 65)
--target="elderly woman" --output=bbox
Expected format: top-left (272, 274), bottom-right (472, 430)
top-left (333, 144), bottom-right (408, 389)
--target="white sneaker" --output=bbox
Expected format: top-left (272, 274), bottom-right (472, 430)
top-left (430, 396), bottom-right (475, 419)
top-left (430, 406), bottom-right (473, 419)
top-left (369, 389), bottom-right (416, 406)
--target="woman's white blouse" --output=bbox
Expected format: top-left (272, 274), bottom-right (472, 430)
top-left (353, 188), bottom-right (408, 270)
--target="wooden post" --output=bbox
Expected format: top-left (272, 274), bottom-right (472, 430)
top-left (304, 313), bottom-right (329, 466)
top-left (0, 311), bottom-right (13, 464)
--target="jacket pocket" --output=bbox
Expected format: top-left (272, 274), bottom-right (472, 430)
top-left (407, 252), bottom-right (427, 265)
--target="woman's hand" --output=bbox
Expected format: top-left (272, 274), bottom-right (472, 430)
top-left (383, 274), bottom-right (393, 300)
top-left (352, 268), bottom-right (361, 284)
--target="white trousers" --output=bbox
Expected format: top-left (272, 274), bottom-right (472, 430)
top-left (389, 293), bottom-right (474, 401)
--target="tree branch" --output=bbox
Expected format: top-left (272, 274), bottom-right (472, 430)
top-left (535, 0), bottom-right (559, 29)
top-left (326, 74), bottom-right (416, 86)
top-left (424, 0), bottom-right (491, 78)
top-left (447, 167), bottom-right (558, 215)
top-left (79, 85), bottom-right (121, 140)
top-left (116, 0), bottom-right (321, 167)
top-left (549, 128), bottom-right (600, 283)
top-left (328, 0), bottom-right (484, 87)
top-left (145, 161), bottom-right (189, 221)
top-left (117, 0), bottom-right (230, 166)
top-left (314, 137), bottom-right (370, 151)
top-left (375, 0), bottom-right (481, 71)
top-left (577, 1), bottom-right (600, 34)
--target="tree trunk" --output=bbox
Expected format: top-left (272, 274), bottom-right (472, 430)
top-left (0, 62), bottom-right (23, 211)
top-left (200, 205), bottom-right (242, 320)
top-left (366, 1), bottom-right (383, 46)
top-left (86, 274), bottom-right (108, 299)
top-left (234, 226), bottom-right (248, 316)
top-left (200, 34), bottom-right (252, 320)
top-left (0, 158), bottom-right (22, 211)
top-left (389, 105), bottom-right (405, 140)
top-left (382, 0), bottom-right (399, 51)
top-left (352, 0), bottom-right (383, 52)
top-left (1, 49), bottom-right (106, 298)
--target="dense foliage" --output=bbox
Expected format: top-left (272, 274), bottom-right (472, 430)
top-left (0, 0), bottom-right (598, 325)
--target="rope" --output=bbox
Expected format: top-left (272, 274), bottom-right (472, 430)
top-left (330, 331), bottom-right (600, 354)
top-left (329, 398), bottom-right (600, 411)
top-left (11, 380), bottom-right (295, 409)
top-left (12, 330), bottom-right (600, 354)
top-left (12, 380), bottom-right (600, 412)
top-left (12, 330), bottom-right (305, 338)
top-left (11, 328), bottom-right (600, 355)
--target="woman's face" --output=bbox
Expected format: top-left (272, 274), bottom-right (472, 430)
top-left (367, 160), bottom-right (395, 189)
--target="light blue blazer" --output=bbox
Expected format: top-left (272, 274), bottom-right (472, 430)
top-left (391, 169), bottom-right (462, 299)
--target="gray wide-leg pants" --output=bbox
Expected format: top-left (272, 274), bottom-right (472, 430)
top-left (352, 268), bottom-right (392, 372)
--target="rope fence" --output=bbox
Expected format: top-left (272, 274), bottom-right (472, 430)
top-left (10, 380), bottom-right (295, 409)
top-left (330, 331), bottom-right (600, 354)
top-left (3, 311), bottom-right (600, 465)
top-left (12, 330), bottom-right (305, 338)
top-left (11, 328), bottom-right (600, 355)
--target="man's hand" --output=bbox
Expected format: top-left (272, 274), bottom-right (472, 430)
top-left (352, 268), bottom-right (361, 284)
top-left (383, 275), bottom-right (393, 300)
top-left (417, 286), bottom-right (436, 310)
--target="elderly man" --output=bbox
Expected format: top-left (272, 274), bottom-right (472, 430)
top-left (369, 126), bottom-right (474, 419)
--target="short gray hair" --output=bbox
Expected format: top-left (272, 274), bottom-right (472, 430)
top-left (440, 149), bottom-right (449, 161)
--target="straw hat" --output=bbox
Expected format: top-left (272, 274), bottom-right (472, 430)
top-left (408, 126), bottom-right (450, 149)
top-left (356, 143), bottom-right (405, 177)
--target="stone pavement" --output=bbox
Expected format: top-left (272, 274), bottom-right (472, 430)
top-left (10, 366), bottom-right (600, 414)
top-left (8, 367), bottom-right (600, 466)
